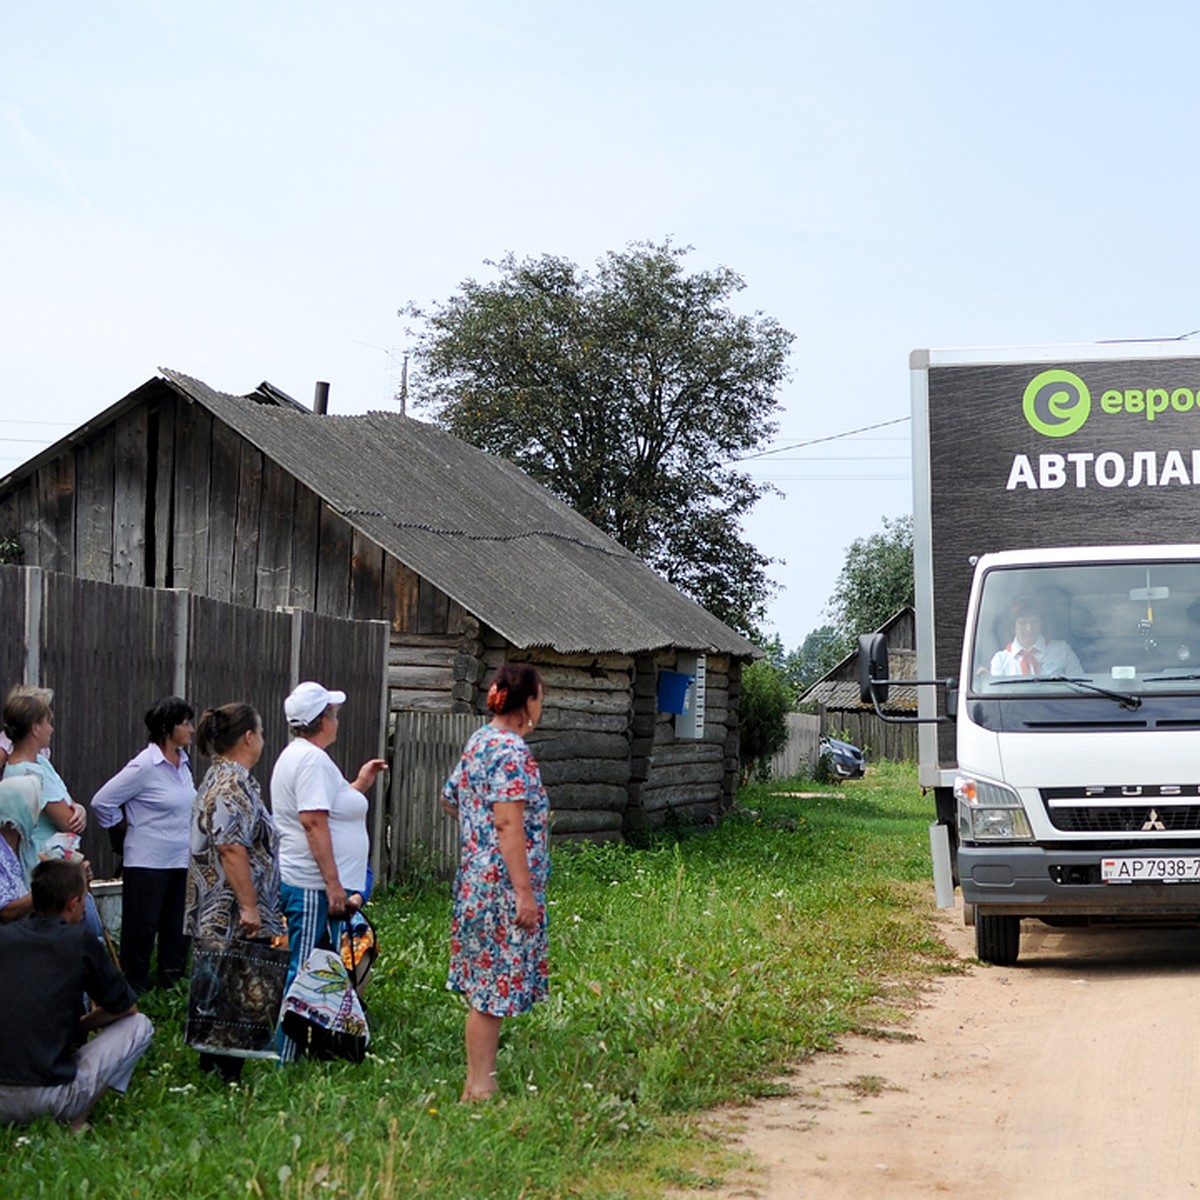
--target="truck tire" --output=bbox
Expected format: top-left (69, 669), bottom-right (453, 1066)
top-left (975, 913), bottom-right (1020, 966)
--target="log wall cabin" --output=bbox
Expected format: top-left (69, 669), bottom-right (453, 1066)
top-left (0, 370), bottom-right (756, 840)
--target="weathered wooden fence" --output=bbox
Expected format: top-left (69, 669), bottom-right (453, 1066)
top-left (769, 712), bottom-right (822, 779)
top-left (818, 706), bottom-right (918, 763)
top-left (3, 565), bottom-right (388, 879)
top-left (383, 711), bottom-right (481, 884)
top-left (767, 708), bottom-right (917, 780)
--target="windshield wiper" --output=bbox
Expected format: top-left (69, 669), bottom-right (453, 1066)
top-left (998, 675), bottom-right (1143, 709)
top-left (1141, 672), bottom-right (1200, 683)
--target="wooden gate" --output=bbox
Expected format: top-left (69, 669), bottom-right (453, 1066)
top-left (382, 711), bottom-right (482, 885)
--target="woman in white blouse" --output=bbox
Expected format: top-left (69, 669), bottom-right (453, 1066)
top-left (92, 696), bottom-right (196, 993)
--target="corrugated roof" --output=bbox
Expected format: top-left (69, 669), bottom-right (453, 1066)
top-left (804, 680), bottom-right (919, 712)
top-left (158, 370), bottom-right (755, 657)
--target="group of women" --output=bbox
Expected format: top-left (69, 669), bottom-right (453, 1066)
top-left (0, 662), bottom-right (551, 1099)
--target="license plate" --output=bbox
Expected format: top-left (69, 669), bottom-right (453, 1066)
top-left (1102, 857), bottom-right (1200, 883)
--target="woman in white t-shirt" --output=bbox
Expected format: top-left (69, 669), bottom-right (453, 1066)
top-left (270, 681), bottom-right (386, 1063)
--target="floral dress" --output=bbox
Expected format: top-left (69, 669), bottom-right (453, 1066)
top-left (444, 725), bottom-right (550, 1017)
top-left (184, 757), bottom-right (284, 944)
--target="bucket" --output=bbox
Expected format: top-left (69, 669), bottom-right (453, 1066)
top-left (657, 670), bottom-right (694, 714)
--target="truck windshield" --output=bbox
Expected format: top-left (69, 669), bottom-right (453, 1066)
top-left (970, 559), bottom-right (1200, 697)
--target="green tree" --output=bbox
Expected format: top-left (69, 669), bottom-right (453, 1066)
top-left (827, 514), bottom-right (914, 642)
top-left (738, 658), bottom-right (793, 781)
top-left (401, 241), bottom-right (794, 636)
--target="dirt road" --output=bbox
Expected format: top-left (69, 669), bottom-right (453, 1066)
top-left (711, 901), bottom-right (1200, 1199)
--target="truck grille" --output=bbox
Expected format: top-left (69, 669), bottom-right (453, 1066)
top-left (1042, 786), bottom-right (1200, 833)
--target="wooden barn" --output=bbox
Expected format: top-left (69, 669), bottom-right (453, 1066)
top-left (800, 607), bottom-right (918, 763)
top-left (0, 369), bottom-right (756, 843)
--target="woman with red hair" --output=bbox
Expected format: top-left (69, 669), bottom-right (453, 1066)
top-left (441, 663), bottom-right (550, 1101)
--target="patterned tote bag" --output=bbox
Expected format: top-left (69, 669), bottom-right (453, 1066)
top-left (280, 935), bottom-right (370, 1062)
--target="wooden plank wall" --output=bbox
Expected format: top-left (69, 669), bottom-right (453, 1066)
top-left (185, 597), bottom-right (295, 789)
top-left (38, 574), bottom-right (181, 877)
top-left (0, 567), bottom-right (27, 687)
top-left (0, 566), bottom-right (389, 880)
top-left (296, 608), bottom-right (390, 783)
top-left (0, 392), bottom-right (403, 631)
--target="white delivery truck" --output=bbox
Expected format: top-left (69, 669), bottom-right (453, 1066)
top-left (861, 342), bottom-right (1200, 965)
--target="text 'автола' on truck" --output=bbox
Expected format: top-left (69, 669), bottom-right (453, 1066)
top-left (859, 342), bottom-right (1200, 966)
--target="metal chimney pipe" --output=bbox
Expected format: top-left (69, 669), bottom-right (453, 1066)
top-left (313, 381), bottom-right (330, 415)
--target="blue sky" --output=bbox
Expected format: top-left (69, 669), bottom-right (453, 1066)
top-left (4, 2), bottom-right (1199, 649)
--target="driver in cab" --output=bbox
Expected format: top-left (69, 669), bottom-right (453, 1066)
top-left (990, 601), bottom-right (1084, 678)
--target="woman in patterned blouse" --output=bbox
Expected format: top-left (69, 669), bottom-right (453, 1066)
top-left (442, 663), bottom-right (550, 1102)
top-left (184, 703), bottom-right (283, 1081)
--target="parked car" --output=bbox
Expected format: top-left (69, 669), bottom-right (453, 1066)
top-left (819, 736), bottom-right (865, 779)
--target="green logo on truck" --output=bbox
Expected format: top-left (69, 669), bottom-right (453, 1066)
top-left (1023, 370), bottom-right (1091, 437)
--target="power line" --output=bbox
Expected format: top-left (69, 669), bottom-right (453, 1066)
top-left (736, 415), bottom-right (910, 461)
top-left (742, 454), bottom-right (909, 462)
top-left (750, 474), bottom-right (911, 482)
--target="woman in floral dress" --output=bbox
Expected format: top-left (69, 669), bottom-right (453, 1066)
top-left (442, 663), bottom-right (549, 1101)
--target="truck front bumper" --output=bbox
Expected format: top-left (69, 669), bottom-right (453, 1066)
top-left (960, 845), bottom-right (1200, 917)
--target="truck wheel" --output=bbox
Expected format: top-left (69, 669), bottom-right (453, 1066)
top-left (975, 914), bottom-right (1020, 966)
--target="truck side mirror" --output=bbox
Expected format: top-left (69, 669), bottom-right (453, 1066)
top-left (858, 632), bottom-right (890, 705)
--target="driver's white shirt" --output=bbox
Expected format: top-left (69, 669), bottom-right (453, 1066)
top-left (990, 635), bottom-right (1084, 677)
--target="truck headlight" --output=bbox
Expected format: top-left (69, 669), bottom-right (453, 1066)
top-left (954, 775), bottom-right (1033, 842)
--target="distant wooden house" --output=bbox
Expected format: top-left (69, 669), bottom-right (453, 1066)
top-left (0, 370), bottom-right (756, 840)
top-left (800, 607), bottom-right (918, 762)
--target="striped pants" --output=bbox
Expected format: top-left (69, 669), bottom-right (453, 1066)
top-left (278, 882), bottom-right (343, 1063)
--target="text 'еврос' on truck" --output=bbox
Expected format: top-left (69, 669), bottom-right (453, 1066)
top-left (860, 343), bottom-right (1200, 966)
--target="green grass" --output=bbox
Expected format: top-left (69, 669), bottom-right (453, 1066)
top-left (2, 762), bottom-right (957, 1199)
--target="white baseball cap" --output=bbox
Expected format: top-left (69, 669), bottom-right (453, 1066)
top-left (284, 681), bottom-right (347, 726)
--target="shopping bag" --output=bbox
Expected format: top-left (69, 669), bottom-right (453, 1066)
top-left (186, 937), bottom-right (290, 1059)
top-left (281, 940), bottom-right (370, 1062)
top-left (340, 910), bottom-right (379, 993)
